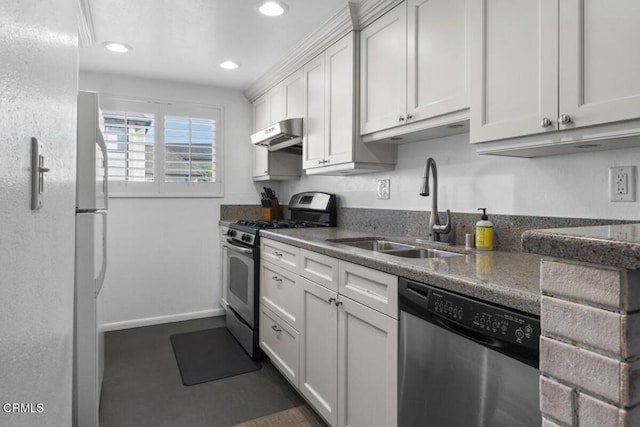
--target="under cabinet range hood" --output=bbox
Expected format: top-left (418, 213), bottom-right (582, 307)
top-left (251, 118), bottom-right (303, 153)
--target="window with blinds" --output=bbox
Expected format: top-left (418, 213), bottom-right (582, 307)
top-left (103, 111), bottom-right (155, 182)
top-left (164, 116), bottom-right (216, 183)
top-left (99, 95), bottom-right (223, 197)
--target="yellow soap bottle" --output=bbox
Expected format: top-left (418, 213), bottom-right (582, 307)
top-left (475, 208), bottom-right (494, 251)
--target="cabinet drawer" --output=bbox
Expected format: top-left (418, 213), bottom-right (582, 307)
top-left (261, 238), bottom-right (300, 270)
top-left (338, 261), bottom-right (398, 319)
top-left (300, 248), bottom-right (339, 292)
top-left (260, 304), bottom-right (299, 388)
top-left (261, 261), bottom-right (301, 329)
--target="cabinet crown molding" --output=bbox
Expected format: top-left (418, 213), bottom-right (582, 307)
top-left (243, 0), bottom-right (402, 102)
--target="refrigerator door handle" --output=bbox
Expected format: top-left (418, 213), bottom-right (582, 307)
top-left (96, 129), bottom-right (109, 210)
top-left (96, 211), bottom-right (107, 296)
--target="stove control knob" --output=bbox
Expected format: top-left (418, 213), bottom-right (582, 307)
top-left (228, 230), bottom-right (236, 237)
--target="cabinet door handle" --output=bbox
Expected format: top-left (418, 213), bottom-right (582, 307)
top-left (328, 297), bottom-right (336, 305)
top-left (406, 113), bottom-right (413, 120)
top-left (272, 275), bottom-right (283, 283)
top-left (273, 251), bottom-right (283, 257)
top-left (271, 325), bottom-right (282, 333)
top-left (398, 115), bottom-right (406, 122)
top-left (558, 114), bottom-right (572, 125)
top-left (540, 117), bottom-right (553, 128)
top-left (335, 299), bottom-right (343, 307)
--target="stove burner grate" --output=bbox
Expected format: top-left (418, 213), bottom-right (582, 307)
top-left (236, 219), bottom-right (327, 229)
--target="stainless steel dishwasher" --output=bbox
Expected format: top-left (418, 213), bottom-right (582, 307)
top-left (398, 278), bottom-right (541, 427)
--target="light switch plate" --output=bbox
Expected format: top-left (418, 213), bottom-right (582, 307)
top-left (31, 137), bottom-right (49, 210)
top-left (377, 179), bottom-right (390, 200)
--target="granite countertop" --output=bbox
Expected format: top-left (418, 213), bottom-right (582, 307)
top-left (522, 223), bottom-right (640, 270)
top-left (260, 228), bottom-right (542, 315)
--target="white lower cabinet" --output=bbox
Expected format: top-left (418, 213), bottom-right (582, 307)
top-left (300, 248), bottom-right (339, 292)
top-left (261, 260), bottom-right (302, 328)
top-left (299, 276), bottom-right (398, 427)
top-left (260, 239), bottom-right (397, 427)
top-left (337, 296), bottom-right (397, 427)
top-left (259, 304), bottom-right (299, 387)
top-left (299, 277), bottom-right (339, 426)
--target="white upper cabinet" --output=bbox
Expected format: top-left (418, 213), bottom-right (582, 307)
top-left (303, 31), bottom-right (397, 175)
top-left (360, 0), bottom-right (470, 144)
top-left (302, 53), bottom-right (326, 170)
top-left (360, 3), bottom-right (407, 136)
top-left (253, 93), bottom-right (271, 132)
top-left (283, 68), bottom-right (304, 119)
top-left (325, 35), bottom-right (358, 168)
top-left (470, 0), bottom-right (558, 143)
top-left (471, 0), bottom-right (640, 156)
top-left (252, 94), bottom-right (271, 179)
top-left (251, 78), bottom-right (302, 181)
top-left (267, 83), bottom-right (284, 123)
top-left (406, 0), bottom-right (469, 124)
top-left (559, 0), bottom-right (640, 129)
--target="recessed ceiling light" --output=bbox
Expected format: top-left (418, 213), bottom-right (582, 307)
top-left (220, 61), bottom-right (239, 70)
top-left (102, 42), bottom-right (132, 53)
top-left (259, 1), bottom-right (287, 17)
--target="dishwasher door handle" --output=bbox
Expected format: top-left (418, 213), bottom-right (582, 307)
top-left (402, 281), bottom-right (430, 306)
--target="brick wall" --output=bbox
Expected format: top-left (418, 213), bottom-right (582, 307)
top-left (539, 259), bottom-right (640, 426)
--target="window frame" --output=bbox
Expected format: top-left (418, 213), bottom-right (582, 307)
top-left (100, 95), bottom-right (224, 198)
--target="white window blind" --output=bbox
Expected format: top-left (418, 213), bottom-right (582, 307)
top-left (99, 95), bottom-right (223, 197)
top-left (103, 111), bottom-right (155, 182)
top-left (164, 116), bottom-right (216, 183)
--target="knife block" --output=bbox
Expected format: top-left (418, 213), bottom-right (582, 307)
top-left (260, 200), bottom-right (281, 220)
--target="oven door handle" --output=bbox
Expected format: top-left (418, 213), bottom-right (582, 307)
top-left (224, 239), bottom-right (255, 255)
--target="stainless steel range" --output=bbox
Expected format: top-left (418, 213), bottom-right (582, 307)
top-left (224, 192), bottom-right (336, 358)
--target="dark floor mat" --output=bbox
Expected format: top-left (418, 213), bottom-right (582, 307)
top-left (170, 327), bottom-right (261, 386)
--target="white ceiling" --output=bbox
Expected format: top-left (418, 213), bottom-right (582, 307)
top-left (79, 0), bottom-right (348, 90)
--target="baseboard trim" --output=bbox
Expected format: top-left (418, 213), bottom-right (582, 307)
top-left (104, 308), bottom-right (225, 332)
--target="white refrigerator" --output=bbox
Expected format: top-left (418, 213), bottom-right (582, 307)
top-left (74, 90), bottom-right (108, 427)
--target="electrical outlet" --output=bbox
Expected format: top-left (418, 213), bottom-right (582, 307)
top-left (377, 179), bottom-right (390, 200)
top-left (609, 166), bottom-right (636, 202)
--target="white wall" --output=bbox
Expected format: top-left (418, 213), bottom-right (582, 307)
top-left (80, 72), bottom-right (259, 329)
top-left (0, 1), bottom-right (77, 425)
top-left (282, 133), bottom-right (640, 221)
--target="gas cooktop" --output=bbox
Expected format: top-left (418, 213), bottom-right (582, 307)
top-left (227, 192), bottom-right (337, 247)
top-left (235, 219), bottom-right (330, 229)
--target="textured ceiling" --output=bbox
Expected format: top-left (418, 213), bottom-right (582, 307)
top-left (79, 0), bottom-right (348, 90)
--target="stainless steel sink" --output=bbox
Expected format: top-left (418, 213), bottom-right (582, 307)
top-left (383, 248), bottom-right (463, 258)
top-left (336, 239), bottom-right (415, 251)
top-left (326, 238), bottom-right (465, 258)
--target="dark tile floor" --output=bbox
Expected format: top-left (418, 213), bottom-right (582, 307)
top-left (99, 316), bottom-right (312, 427)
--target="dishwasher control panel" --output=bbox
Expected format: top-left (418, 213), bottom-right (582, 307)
top-left (427, 289), bottom-right (540, 350)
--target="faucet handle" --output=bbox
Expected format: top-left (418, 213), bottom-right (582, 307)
top-left (432, 209), bottom-right (451, 235)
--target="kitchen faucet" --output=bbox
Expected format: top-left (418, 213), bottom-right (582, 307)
top-left (419, 157), bottom-right (451, 242)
